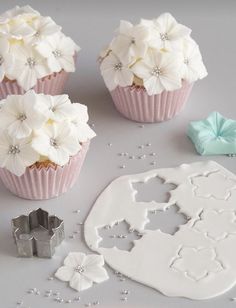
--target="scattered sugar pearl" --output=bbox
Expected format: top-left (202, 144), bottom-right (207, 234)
top-left (108, 143), bottom-right (112, 147)
top-left (121, 290), bottom-right (130, 295)
top-left (139, 154), bottom-right (146, 159)
top-left (73, 209), bottom-right (80, 214)
top-left (129, 155), bottom-right (135, 159)
top-left (66, 299), bottom-right (72, 304)
top-left (93, 301), bottom-right (100, 305)
top-left (16, 301), bottom-right (23, 306)
top-left (150, 161), bottom-right (156, 166)
top-left (121, 297), bottom-right (128, 301)
top-left (139, 124), bottom-right (144, 128)
top-left (138, 145), bottom-right (144, 149)
top-left (48, 276), bottom-right (54, 281)
top-left (146, 143), bottom-right (151, 146)
top-left (119, 165), bottom-right (126, 169)
top-left (27, 289), bottom-right (34, 294)
top-left (150, 152), bottom-right (156, 156)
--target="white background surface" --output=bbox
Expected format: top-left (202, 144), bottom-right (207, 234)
top-left (1, 0), bottom-right (236, 307)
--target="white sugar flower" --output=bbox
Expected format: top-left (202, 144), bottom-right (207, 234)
top-left (100, 52), bottom-right (134, 91)
top-left (0, 6), bottom-right (38, 39)
top-left (0, 91), bottom-right (48, 139)
top-left (71, 103), bottom-right (96, 142)
top-left (0, 132), bottom-right (39, 176)
top-left (0, 17), bottom-right (35, 40)
top-left (55, 252), bottom-right (109, 292)
top-left (32, 122), bottom-right (81, 166)
top-left (42, 94), bottom-right (76, 122)
top-left (24, 16), bottom-right (61, 45)
top-left (1, 5), bottom-right (40, 20)
top-left (180, 38), bottom-right (208, 83)
top-left (0, 37), bottom-right (10, 82)
top-left (6, 45), bottom-right (50, 91)
top-left (36, 32), bottom-right (79, 73)
top-left (111, 20), bottom-right (150, 63)
top-left (142, 13), bottom-right (191, 51)
top-left (132, 50), bottom-right (182, 95)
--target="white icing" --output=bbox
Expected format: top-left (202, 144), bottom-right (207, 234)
top-left (84, 161), bottom-right (236, 300)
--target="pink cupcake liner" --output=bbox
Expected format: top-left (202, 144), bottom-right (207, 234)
top-left (0, 142), bottom-right (90, 200)
top-left (0, 70), bottom-right (70, 100)
top-left (110, 81), bottom-right (194, 123)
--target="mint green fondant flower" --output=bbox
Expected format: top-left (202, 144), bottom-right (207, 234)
top-left (188, 112), bottom-right (236, 155)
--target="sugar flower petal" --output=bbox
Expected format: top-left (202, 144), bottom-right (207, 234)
top-left (100, 52), bottom-right (133, 91)
top-left (55, 265), bottom-right (74, 282)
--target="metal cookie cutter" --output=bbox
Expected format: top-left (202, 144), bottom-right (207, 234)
top-left (12, 208), bottom-right (65, 258)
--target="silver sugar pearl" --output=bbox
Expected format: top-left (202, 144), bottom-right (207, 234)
top-left (52, 49), bottom-right (62, 58)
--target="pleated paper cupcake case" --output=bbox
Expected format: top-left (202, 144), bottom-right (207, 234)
top-left (0, 141), bottom-right (89, 200)
top-left (110, 81), bottom-right (193, 123)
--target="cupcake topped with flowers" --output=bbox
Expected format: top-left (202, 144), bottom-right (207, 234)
top-left (0, 5), bottom-right (79, 92)
top-left (0, 91), bottom-right (95, 177)
top-left (100, 13), bottom-right (207, 95)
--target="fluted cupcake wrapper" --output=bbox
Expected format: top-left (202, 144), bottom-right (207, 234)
top-left (0, 70), bottom-right (70, 99)
top-left (0, 142), bottom-right (89, 200)
top-left (110, 82), bottom-right (194, 123)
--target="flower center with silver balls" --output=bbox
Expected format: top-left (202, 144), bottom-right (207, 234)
top-left (114, 62), bottom-right (122, 71)
top-left (160, 32), bottom-right (169, 41)
top-left (52, 49), bottom-right (62, 58)
top-left (8, 145), bottom-right (20, 155)
top-left (18, 113), bottom-right (27, 122)
top-left (75, 265), bottom-right (85, 274)
top-left (50, 138), bottom-right (58, 148)
top-left (151, 66), bottom-right (162, 76)
top-left (26, 57), bottom-right (36, 68)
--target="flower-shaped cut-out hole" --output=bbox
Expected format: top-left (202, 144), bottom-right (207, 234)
top-left (193, 210), bottom-right (236, 241)
top-left (145, 204), bottom-right (188, 235)
top-left (98, 220), bottom-right (142, 251)
top-left (191, 172), bottom-right (236, 200)
top-left (133, 176), bottom-right (177, 203)
top-left (170, 247), bottom-right (224, 281)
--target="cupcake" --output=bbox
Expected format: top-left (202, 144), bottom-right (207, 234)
top-left (0, 5), bottom-right (80, 98)
top-left (0, 91), bottom-right (95, 200)
top-left (99, 13), bottom-right (207, 123)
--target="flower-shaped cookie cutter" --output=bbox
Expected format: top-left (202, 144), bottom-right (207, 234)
top-left (12, 208), bottom-right (65, 258)
top-left (188, 111), bottom-right (236, 155)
